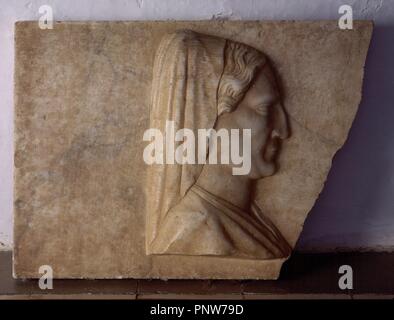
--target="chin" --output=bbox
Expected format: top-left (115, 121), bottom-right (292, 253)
top-left (261, 162), bottom-right (277, 177)
top-left (249, 161), bottom-right (277, 179)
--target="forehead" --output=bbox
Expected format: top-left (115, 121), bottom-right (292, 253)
top-left (247, 68), bottom-right (279, 102)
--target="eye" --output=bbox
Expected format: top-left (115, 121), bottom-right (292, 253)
top-left (255, 103), bottom-right (270, 116)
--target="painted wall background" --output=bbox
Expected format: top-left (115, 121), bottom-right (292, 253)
top-left (0, 0), bottom-right (393, 251)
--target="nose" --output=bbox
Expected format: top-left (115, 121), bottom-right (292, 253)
top-left (271, 102), bottom-right (290, 140)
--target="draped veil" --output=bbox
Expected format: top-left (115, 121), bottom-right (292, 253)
top-left (145, 30), bottom-right (284, 256)
top-left (146, 30), bottom-right (226, 252)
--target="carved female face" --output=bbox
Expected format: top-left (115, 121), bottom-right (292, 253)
top-left (215, 66), bottom-right (290, 179)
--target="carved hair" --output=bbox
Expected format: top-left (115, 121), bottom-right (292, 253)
top-left (217, 41), bottom-right (267, 116)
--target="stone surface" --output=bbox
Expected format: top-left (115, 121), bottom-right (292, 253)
top-left (146, 30), bottom-right (292, 260)
top-left (13, 21), bottom-right (372, 279)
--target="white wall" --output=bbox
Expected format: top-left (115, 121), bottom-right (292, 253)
top-left (1, 0), bottom-right (393, 251)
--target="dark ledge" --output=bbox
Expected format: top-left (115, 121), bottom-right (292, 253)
top-left (0, 251), bottom-right (393, 299)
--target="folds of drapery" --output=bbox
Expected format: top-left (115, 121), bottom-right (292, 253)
top-left (146, 30), bottom-right (226, 253)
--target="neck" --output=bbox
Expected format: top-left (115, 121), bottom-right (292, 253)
top-left (196, 164), bottom-right (252, 210)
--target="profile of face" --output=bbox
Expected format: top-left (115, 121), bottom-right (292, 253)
top-left (148, 31), bottom-right (293, 258)
top-left (215, 65), bottom-right (290, 179)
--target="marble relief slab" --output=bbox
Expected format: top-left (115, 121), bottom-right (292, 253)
top-left (13, 21), bottom-right (372, 279)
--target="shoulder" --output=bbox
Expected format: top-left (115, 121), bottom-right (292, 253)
top-left (150, 190), bottom-right (233, 255)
